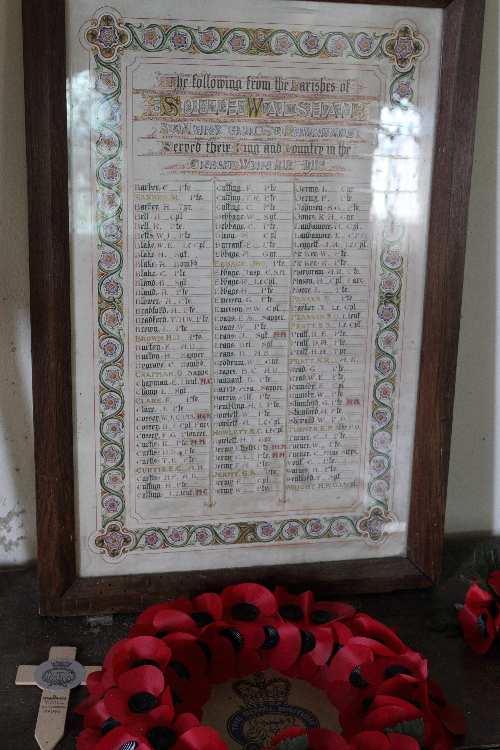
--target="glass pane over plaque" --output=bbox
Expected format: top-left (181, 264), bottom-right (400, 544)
top-left (67, 0), bottom-right (443, 576)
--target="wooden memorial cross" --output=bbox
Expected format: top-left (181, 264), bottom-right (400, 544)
top-left (15, 646), bottom-right (101, 750)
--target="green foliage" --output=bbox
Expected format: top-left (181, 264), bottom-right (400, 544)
top-left (386, 717), bottom-right (426, 744)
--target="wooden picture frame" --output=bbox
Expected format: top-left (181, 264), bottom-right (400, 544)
top-left (23, 0), bottom-right (484, 615)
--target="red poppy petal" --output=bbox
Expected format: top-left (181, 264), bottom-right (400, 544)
top-left (95, 726), bottom-right (149, 750)
top-left (103, 641), bottom-right (129, 672)
top-left (348, 637), bottom-right (397, 658)
top-left (351, 615), bottom-right (406, 653)
top-left (84, 699), bottom-right (111, 729)
top-left (331, 621), bottom-right (353, 645)
top-left (313, 601), bottom-right (357, 622)
top-left (363, 702), bottom-right (422, 731)
top-left (376, 674), bottom-right (421, 702)
top-left (465, 582), bottom-right (494, 609)
top-left (222, 583), bottom-right (277, 616)
top-left (388, 733), bottom-right (421, 750)
top-left (275, 587), bottom-right (315, 622)
top-left (266, 623), bottom-right (302, 671)
top-left (117, 665), bottom-right (164, 696)
top-left (271, 727), bottom-right (307, 745)
top-left (149, 702), bottom-right (175, 726)
top-left (135, 602), bottom-right (174, 625)
top-left (350, 730), bottom-right (390, 750)
top-left (130, 635), bottom-right (171, 663)
top-left (192, 593), bottom-right (223, 620)
top-left (328, 643), bottom-right (374, 681)
top-left (175, 726), bottom-right (228, 750)
top-left (458, 605), bottom-right (496, 654)
top-left (86, 669), bottom-right (107, 697)
top-left (153, 609), bottom-right (198, 634)
top-left (104, 688), bottom-right (133, 724)
top-left (174, 713), bottom-right (201, 734)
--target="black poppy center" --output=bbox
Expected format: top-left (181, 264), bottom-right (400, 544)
top-left (478, 612), bottom-right (490, 638)
top-left (220, 627), bottom-right (245, 652)
top-left (300, 630), bottom-right (316, 655)
top-left (196, 640), bottom-right (212, 664)
top-left (262, 625), bottom-right (280, 650)
top-left (191, 611), bottom-right (215, 628)
top-left (131, 659), bottom-right (158, 669)
top-left (311, 609), bottom-right (334, 625)
top-left (349, 665), bottom-right (369, 689)
top-left (147, 726), bottom-right (177, 750)
top-left (362, 696), bottom-right (373, 711)
top-left (384, 664), bottom-right (412, 679)
top-left (155, 630), bottom-right (169, 639)
top-left (101, 718), bottom-right (120, 736)
top-left (231, 602), bottom-right (260, 622)
top-left (279, 603), bottom-right (304, 621)
top-left (169, 660), bottom-right (191, 680)
top-left (128, 691), bottom-right (159, 713)
top-left (327, 642), bottom-right (343, 666)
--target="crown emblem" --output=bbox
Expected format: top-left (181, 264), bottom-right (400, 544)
top-left (233, 672), bottom-right (291, 707)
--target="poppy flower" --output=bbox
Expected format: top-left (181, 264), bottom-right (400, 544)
top-left (457, 582), bottom-right (500, 654)
top-left (275, 587), bottom-right (356, 628)
top-left (348, 615), bottom-right (407, 655)
top-left (161, 639), bottom-right (211, 718)
top-left (110, 636), bottom-right (172, 681)
top-left (269, 726), bottom-right (350, 749)
top-left (303, 621), bottom-right (354, 690)
top-left (131, 595), bottom-right (224, 638)
top-left (199, 620), bottom-right (265, 681)
top-left (221, 583), bottom-right (278, 624)
top-left (359, 648), bottom-right (428, 689)
top-left (126, 712), bottom-right (227, 750)
top-left (174, 593), bottom-right (224, 629)
top-left (275, 586), bottom-right (315, 624)
top-left (365, 689), bottom-right (460, 750)
top-left (163, 632), bottom-right (210, 681)
top-left (361, 694), bottom-right (423, 736)
top-left (286, 625), bottom-right (334, 682)
top-left (104, 665), bottom-right (174, 732)
top-left (75, 670), bottom-right (110, 717)
top-left (257, 621), bottom-right (302, 671)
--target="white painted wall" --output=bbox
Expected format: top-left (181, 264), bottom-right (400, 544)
top-left (0, 0), bottom-right (497, 566)
top-left (0, 0), bottom-right (36, 566)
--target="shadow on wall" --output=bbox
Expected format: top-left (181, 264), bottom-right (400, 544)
top-left (0, 0), bottom-right (36, 565)
top-left (446, 0), bottom-right (499, 533)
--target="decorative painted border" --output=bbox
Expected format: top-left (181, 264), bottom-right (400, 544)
top-left (81, 9), bottom-right (423, 560)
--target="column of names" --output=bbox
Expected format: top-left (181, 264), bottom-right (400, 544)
top-left (132, 179), bottom-right (371, 515)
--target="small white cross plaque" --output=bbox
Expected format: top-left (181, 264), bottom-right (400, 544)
top-left (15, 646), bottom-right (101, 750)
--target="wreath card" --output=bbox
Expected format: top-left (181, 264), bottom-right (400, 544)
top-left (22, 0), bottom-right (484, 613)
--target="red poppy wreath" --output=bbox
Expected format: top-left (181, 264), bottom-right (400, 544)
top-left (76, 583), bottom-right (464, 750)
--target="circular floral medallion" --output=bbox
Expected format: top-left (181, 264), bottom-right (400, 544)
top-left (196, 27), bottom-right (221, 51)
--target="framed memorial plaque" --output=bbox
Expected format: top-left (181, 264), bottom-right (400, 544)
top-left (23, 0), bottom-right (484, 615)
